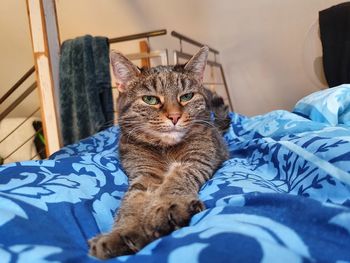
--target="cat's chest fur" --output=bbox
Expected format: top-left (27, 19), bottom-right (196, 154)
top-left (119, 125), bottom-right (223, 181)
top-left (121, 125), bottom-right (214, 158)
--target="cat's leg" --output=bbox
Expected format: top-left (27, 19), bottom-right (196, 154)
top-left (88, 155), bottom-right (168, 259)
top-left (88, 189), bottom-right (152, 259)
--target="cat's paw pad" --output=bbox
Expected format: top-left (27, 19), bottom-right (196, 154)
top-left (147, 197), bottom-right (205, 238)
top-left (168, 199), bottom-right (205, 229)
top-left (88, 233), bottom-right (127, 259)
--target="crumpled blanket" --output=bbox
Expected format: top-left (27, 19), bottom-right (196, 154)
top-left (0, 86), bottom-right (349, 262)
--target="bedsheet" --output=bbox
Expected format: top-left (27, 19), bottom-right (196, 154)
top-left (1, 86), bottom-right (350, 262)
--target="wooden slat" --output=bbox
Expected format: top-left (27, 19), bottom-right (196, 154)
top-left (139, 40), bottom-right (151, 68)
top-left (26, 0), bottom-right (61, 155)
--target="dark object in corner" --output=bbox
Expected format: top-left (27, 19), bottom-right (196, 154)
top-left (59, 35), bottom-right (114, 146)
top-left (0, 156), bottom-right (3, 165)
top-left (32, 121), bottom-right (47, 159)
top-left (319, 2), bottom-right (350, 87)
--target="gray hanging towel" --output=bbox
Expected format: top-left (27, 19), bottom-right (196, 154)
top-left (59, 35), bottom-right (114, 146)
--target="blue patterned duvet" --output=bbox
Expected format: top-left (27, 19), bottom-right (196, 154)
top-left (1, 86), bottom-right (350, 263)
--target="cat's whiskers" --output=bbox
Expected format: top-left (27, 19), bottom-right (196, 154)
top-left (101, 119), bottom-right (118, 127)
top-left (124, 125), bottom-right (145, 143)
top-left (191, 119), bottom-right (216, 129)
top-left (119, 119), bottom-right (143, 124)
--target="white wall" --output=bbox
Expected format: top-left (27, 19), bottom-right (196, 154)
top-left (55, 0), bottom-right (345, 115)
top-left (0, 0), bottom-right (346, 117)
top-left (0, 0), bottom-right (38, 118)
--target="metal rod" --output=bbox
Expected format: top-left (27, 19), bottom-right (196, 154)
top-left (0, 66), bottom-right (35, 104)
top-left (0, 107), bottom-right (40, 144)
top-left (30, 153), bottom-right (39, 160)
top-left (0, 82), bottom-right (37, 121)
top-left (219, 64), bottom-right (234, 111)
top-left (174, 50), bottom-right (233, 111)
top-left (30, 147), bottom-right (46, 160)
top-left (109, 29), bottom-right (167, 44)
top-left (3, 128), bottom-right (42, 161)
top-left (171, 31), bottom-right (219, 54)
top-left (174, 51), bottom-right (221, 67)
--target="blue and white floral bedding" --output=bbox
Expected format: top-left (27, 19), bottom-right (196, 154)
top-left (1, 86), bottom-right (350, 263)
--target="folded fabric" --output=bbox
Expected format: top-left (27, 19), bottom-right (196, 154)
top-left (59, 35), bottom-right (114, 146)
top-left (293, 84), bottom-right (350, 126)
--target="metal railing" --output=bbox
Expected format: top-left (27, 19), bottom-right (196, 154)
top-left (0, 66), bottom-right (35, 105)
top-left (0, 66), bottom-right (44, 163)
top-left (0, 82), bottom-right (37, 121)
top-left (171, 31), bottom-right (219, 54)
top-left (0, 29), bottom-right (232, 163)
top-left (0, 29), bottom-right (169, 164)
top-left (109, 29), bottom-right (169, 67)
top-left (109, 29), bottom-right (167, 44)
top-left (171, 31), bottom-right (233, 110)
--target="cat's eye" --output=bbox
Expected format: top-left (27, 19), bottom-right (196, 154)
top-left (142, 95), bottom-right (160, 105)
top-left (179, 93), bottom-right (194, 103)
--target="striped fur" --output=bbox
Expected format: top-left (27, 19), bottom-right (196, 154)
top-left (89, 47), bottom-right (229, 259)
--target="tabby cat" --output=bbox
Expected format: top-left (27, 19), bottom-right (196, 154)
top-left (88, 46), bottom-right (230, 259)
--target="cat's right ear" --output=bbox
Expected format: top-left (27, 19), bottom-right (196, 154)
top-left (110, 50), bottom-right (140, 92)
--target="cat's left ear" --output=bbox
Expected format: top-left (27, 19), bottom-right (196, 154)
top-left (110, 50), bottom-right (140, 92)
top-left (184, 46), bottom-right (209, 82)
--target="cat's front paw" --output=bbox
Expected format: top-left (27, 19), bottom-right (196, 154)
top-left (88, 233), bottom-right (129, 259)
top-left (166, 199), bottom-right (205, 230)
top-left (145, 196), bottom-right (205, 238)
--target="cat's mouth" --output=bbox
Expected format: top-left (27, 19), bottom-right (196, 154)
top-left (168, 126), bottom-right (183, 132)
top-left (151, 129), bottom-right (185, 145)
top-left (157, 123), bottom-right (185, 133)
top-left (161, 130), bottom-right (185, 145)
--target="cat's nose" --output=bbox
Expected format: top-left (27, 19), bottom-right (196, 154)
top-left (167, 112), bottom-right (181, 125)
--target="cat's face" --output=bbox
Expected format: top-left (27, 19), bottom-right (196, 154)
top-left (111, 47), bottom-right (210, 146)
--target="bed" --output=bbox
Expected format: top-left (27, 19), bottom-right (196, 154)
top-left (1, 85), bottom-right (350, 263)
